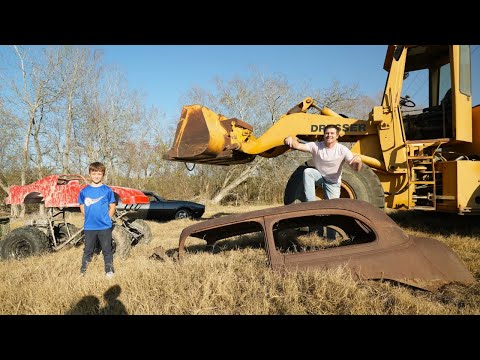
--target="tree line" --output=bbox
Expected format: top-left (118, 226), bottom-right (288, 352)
top-left (0, 45), bottom-right (379, 216)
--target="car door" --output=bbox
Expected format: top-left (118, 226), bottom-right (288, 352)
top-left (263, 208), bottom-right (380, 271)
top-left (147, 193), bottom-right (168, 220)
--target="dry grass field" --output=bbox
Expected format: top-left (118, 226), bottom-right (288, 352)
top-left (0, 204), bottom-right (479, 315)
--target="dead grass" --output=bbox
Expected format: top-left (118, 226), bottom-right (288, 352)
top-left (0, 204), bottom-right (479, 315)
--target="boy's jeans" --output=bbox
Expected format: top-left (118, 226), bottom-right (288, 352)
top-left (81, 228), bottom-right (114, 273)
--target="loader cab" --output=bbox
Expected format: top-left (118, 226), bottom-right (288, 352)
top-left (399, 45), bottom-right (472, 142)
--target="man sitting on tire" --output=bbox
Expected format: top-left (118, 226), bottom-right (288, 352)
top-left (284, 124), bottom-right (362, 239)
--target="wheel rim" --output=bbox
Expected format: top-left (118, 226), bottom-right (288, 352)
top-left (315, 182), bottom-right (356, 200)
top-left (339, 182), bottom-right (356, 199)
top-left (58, 229), bottom-right (69, 243)
top-left (9, 238), bottom-right (33, 259)
top-left (176, 210), bottom-right (188, 219)
top-left (325, 225), bottom-right (349, 240)
top-left (58, 225), bottom-right (81, 245)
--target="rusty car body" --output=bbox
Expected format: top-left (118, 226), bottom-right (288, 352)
top-left (170, 199), bottom-right (474, 292)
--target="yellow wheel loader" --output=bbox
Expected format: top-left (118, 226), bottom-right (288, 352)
top-left (166, 45), bottom-right (480, 215)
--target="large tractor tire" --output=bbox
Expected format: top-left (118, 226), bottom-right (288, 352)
top-left (1, 226), bottom-right (50, 260)
top-left (284, 163), bottom-right (385, 209)
top-left (112, 225), bottom-right (132, 260)
top-left (128, 219), bottom-right (153, 245)
top-left (284, 165), bottom-right (309, 205)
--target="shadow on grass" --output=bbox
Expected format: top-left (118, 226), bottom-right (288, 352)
top-left (65, 295), bottom-right (100, 315)
top-left (388, 210), bottom-right (480, 237)
top-left (203, 212), bottom-right (236, 220)
top-left (102, 285), bottom-right (128, 315)
top-left (65, 285), bottom-right (128, 315)
top-left (433, 281), bottom-right (480, 308)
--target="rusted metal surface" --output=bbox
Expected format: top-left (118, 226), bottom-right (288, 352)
top-left (165, 105), bottom-right (256, 165)
top-left (164, 199), bottom-right (475, 292)
top-left (151, 245), bottom-right (167, 260)
top-left (4, 174), bottom-right (149, 208)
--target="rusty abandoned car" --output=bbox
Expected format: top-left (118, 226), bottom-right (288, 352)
top-left (155, 199), bottom-right (474, 292)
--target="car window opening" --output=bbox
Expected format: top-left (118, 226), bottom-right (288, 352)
top-left (273, 214), bottom-right (376, 254)
top-left (185, 221), bottom-right (266, 254)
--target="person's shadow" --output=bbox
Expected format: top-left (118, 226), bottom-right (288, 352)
top-left (101, 285), bottom-right (128, 315)
top-left (66, 285), bottom-right (128, 315)
top-left (65, 295), bottom-right (100, 315)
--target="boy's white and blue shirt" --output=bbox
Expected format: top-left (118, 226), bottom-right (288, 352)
top-left (78, 184), bottom-right (116, 230)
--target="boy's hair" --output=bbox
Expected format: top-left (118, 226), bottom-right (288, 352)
top-left (325, 124), bottom-right (340, 134)
top-left (88, 162), bottom-right (106, 174)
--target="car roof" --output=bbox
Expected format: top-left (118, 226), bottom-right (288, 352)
top-left (181, 199), bottom-right (396, 236)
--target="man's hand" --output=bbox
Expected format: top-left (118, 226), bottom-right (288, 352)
top-left (349, 155), bottom-right (363, 172)
top-left (284, 136), bottom-right (311, 153)
top-left (284, 136), bottom-right (296, 148)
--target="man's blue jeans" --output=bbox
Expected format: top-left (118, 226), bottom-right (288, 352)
top-left (303, 167), bottom-right (341, 240)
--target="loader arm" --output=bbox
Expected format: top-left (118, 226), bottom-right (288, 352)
top-left (165, 97), bottom-right (380, 167)
top-left (165, 45), bottom-right (480, 215)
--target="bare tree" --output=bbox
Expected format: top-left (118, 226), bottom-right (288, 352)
top-left (2, 46), bottom-right (67, 185)
top-left (182, 69), bottom-right (294, 204)
top-left (0, 100), bottom-right (22, 195)
top-left (181, 69), bottom-right (365, 204)
top-left (0, 46), bottom-right (68, 215)
top-left (55, 47), bottom-right (101, 173)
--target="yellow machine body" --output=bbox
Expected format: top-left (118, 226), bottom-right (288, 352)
top-left (166, 45), bottom-right (479, 214)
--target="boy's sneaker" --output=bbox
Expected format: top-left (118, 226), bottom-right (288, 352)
top-left (105, 271), bottom-right (115, 279)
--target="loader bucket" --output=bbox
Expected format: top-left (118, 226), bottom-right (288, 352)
top-left (165, 105), bottom-right (256, 166)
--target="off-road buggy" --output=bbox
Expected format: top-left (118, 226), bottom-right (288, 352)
top-left (1, 174), bottom-right (152, 260)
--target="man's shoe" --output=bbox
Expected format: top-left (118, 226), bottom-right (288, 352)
top-left (105, 271), bottom-right (115, 279)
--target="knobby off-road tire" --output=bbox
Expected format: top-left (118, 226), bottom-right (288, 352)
top-left (112, 225), bottom-right (132, 260)
top-left (129, 219), bottom-right (153, 245)
top-left (56, 223), bottom-right (83, 248)
top-left (0, 218), bottom-right (10, 239)
top-left (283, 163), bottom-right (385, 209)
top-left (0, 218), bottom-right (10, 255)
top-left (1, 226), bottom-right (50, 260)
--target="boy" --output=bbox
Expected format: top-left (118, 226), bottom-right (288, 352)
top-left (78, 162), bottom-right (116, 278)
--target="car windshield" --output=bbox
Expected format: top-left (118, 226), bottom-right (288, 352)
top-left (144, 192), bottom-right (165, 201)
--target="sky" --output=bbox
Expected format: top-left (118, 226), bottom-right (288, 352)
top-left (90, 45), bottom-right (392, 124)
top-left (90, 45), bottom-right (480, 125)
top-left (2, 45), bottom-right (478, 125)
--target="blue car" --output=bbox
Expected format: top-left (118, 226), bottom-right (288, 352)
top-left (119, 191), bottom-right (205, 221)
